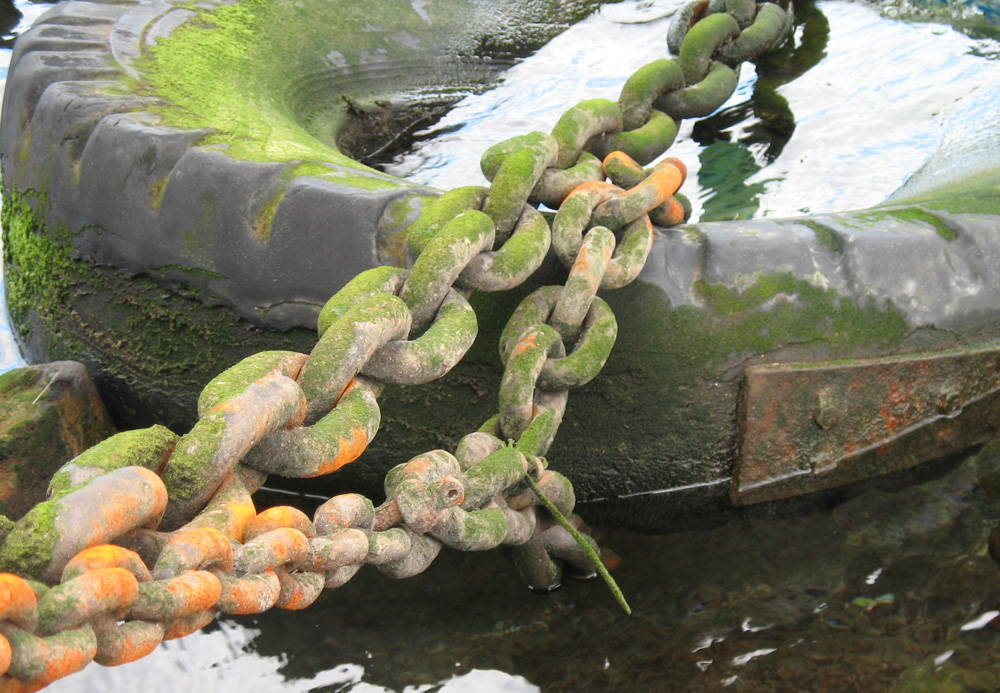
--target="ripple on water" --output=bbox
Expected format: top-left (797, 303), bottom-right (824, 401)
top-left (384, 0), bottom-right (1000, 222)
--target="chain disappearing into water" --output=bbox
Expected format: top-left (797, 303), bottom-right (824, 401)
top-left (0, 1), bottom-right (792, 688)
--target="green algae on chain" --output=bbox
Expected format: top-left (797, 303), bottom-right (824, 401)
top-left (46, 426), bottom-right (179, 501)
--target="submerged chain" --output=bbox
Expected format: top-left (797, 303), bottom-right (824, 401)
top-left (0, 2), bottom-right (792, 688)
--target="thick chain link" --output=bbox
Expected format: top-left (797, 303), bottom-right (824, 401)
top-left (0, 1), bottom-right (793, 687)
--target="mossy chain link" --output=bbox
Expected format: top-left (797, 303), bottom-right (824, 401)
top-left (0, 2), bottom-right (792, 688)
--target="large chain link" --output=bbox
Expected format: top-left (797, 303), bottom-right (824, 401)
top-left (0, 1), bottom-right (793, 688)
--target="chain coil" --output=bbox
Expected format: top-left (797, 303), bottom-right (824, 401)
top-left (0, 1), bottom-right (793, 687)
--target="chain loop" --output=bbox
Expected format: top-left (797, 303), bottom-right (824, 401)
top-left (0, 2), bottom-right (797, 684)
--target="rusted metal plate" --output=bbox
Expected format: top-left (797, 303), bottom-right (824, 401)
top-left (732, 345), bottom-right (1000, 505)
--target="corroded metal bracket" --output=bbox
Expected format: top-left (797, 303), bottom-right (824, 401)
top-left (732, 345), bottom-right (1000, 505)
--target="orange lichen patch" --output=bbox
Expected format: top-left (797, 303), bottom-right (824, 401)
top-left (164, 571), bottom-right (222, 614)
top-left (245, 506), bottom-right (315, 541)
top-left (224, 497), bottom-right (257, 541)
top-left (568, 179), bottom-right (615, 199)
top-left (162, 608), bottom-right (217, 641)
top-left (3, 626), bottom-right (96, 686)
top-left (235, 528), bottom-right (310, 574)
top-left (656, 197), bottom-right (686, 226)
top-left (312, 427), bottom-right (369, 476)
top-left (36, 568), bottom-right (139, 636)
top-left (511, 331), bottom-right (540, 358)
top-left (61, 545), bottom-right (151, 583)
top-left (0, 575), bottom-right (37, 629)
top-left (152, 528), bottom-right (233, 580)
top-left (182, 473), bottom-right (258, 542)
top-left (402, 456), bottom-right (435, 476)
top-left (302, 529), bottom-right (369, 572)
top-left (215, 570), bottom-right (280, 615)
top-left (314, 495), bottom-right (375, 533)
top-left (273, 568), bottom-right (323, 611)
top-left (0, 673), bottom-right (34, 693)
top-left (0, 633), bottom-right (11, 677)
top-left (660, 156), bottom-right (687, 183)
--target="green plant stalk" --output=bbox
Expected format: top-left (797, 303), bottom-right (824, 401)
top-left (524, 472), bottom-right (632, 615)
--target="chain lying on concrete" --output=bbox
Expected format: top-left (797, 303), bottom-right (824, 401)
top-left (0, 1), bottom-right (792, 688)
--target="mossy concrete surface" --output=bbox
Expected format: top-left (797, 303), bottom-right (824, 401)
top-left (0, 361), bottom-right (115, 520)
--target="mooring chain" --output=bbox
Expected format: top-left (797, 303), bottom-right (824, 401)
top-left (0, 1), bottom-right (793, 687)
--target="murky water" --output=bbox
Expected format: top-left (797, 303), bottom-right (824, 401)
top-left (3, 0), bottom-right (1000, 690)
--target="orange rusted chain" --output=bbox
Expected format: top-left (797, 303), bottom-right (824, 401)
top-left (0, 1), bottom-right (796, 686)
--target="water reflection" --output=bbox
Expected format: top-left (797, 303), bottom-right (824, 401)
top-left (384, 0), bottom-right (1000, 221)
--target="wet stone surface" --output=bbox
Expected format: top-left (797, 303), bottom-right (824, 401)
top-left (0, 361), bottom-right (115, 520)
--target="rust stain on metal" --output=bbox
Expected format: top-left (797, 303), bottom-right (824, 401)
top-left (732, 345), bottom-right (1000, 505)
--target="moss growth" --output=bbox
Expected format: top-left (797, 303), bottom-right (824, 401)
top-left (47, 425), bottom-right (178, 500)
top-left (136, 0), bottom-right (594, 176)
top-left (0, 498), bottom-right (59, 580)
top-left (887, 207), bottom-right (957, 240)
top-left (801, 219), bottom-right (845, 253)
top-left (2, 190), bottom-right (316, 431)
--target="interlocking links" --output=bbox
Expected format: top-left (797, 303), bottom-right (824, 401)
top-left (459, 206), bottom-right (551, 291)
top-left (299, 294), bottom-right (410, 423)
top-left (242, 377), bottom-right (380, 477)
top-left (499, 325), bottom-right (568, 441)
top-left (531, 152), bottom-right (604, 207)
top-left (500, 287), bottom-right (618, 390)
top-left (618, 59), bottom-right (685, 131)
top-left (604, 152), bottom-right (690, 227)
top-left (399, 210), bottom-right (494, 330)
top-left (552, 227), bottom-right (615, 343)
top-left (716, 1), bottom-right (793, 64)
top-left (362, 290), bottom-right (477, 384)
top-left (481, 132), bottom-right (559, 242)
top-left (656, 60), bottom-right (739, 119)
top-left (159, 374), bottom-right (306, 530)
top-left (0, 467), bottom-right (168, 583)
top-left (0, 4), bottom-right (800, 685)
top-left (550, 99), bottom-right (623, 168)
top-left (552, 178), bottom-right (661, 290)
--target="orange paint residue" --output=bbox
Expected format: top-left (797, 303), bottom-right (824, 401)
top-left (164, 571), bottom-right (222, 613)
top-left (0, 633), bottom-right (12, 680)
top-left (73, 568), bottom-right (140, 614)
top-left (0, 574), bottom-right (37, 624)
top-left (511, 331), bottom-right (540, 357)
top-left (248, 506), bottom-right (313, 539)
top-left (162, 528), bottom-right (233, 574)
top-left (62, 545), bottom-right (149, 582)
top-left (315, 427), bottom-right (370, 476)
top-left (162, 608), bottom-right (217, 641)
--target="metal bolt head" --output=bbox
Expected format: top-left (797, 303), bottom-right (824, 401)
top-left (814, 406), bottom-right (839, 430)
top-left (938, 392), bottom-right (962, 417)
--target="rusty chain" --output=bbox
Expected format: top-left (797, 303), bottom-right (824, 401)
top-left (0, 1), bottom-right (793, 688)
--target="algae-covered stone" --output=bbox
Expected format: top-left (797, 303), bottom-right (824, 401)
top-left (0, 361), bottom-right (115, 519)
